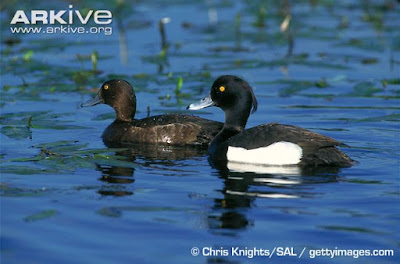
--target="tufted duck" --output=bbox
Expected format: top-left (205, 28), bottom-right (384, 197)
top-left (187, 75), bottom-right (354, 167)
top-left (82, 79), bottom-right (223, 146)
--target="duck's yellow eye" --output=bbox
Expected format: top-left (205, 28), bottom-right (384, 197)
top-left (104, 85), bottom-right (109, 90)
top-left (219, 86), bottom-right (225, 92)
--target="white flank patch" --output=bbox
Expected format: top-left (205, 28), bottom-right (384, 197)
top-left (227, 141), bottom-right (302, 165)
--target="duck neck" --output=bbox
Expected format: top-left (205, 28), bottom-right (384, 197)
top-left (209, 124), bottom-right (243, 154)
top-left (225, 109), bottom-right (249, 129)
top-left (114, 97), bottom-right (136, 122)
top-left (208, 106), bottom-right (251, 153)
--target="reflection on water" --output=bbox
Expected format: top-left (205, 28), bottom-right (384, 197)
top-left (227, 162), bottom-right (302, 175)
top-left (95, 143), bottom-right (208, 196)
top-left (97, 155), bottom-right (136, 196)
top-left (206, 159), bottom-right (343, 231)
top-left (95, 143), bottom-right (343, 234)
top-left (103, 140), bottom-right (209, 160)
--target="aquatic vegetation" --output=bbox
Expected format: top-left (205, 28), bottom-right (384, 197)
top-left (0, 1), bottom-right (399, 263)
top-left (1, 140), bottom-right (135, 174)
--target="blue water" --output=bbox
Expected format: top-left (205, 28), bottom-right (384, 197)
top-left (1, 1), bottom-right (399, 263)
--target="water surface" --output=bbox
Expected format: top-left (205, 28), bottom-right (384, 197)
top-left (1, 0), bottom-right (399, 263)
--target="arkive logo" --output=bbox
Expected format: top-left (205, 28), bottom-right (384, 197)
top-left (10, 5), bottom-right (112, 25)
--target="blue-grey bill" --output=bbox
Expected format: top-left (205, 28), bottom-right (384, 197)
top-left (81, 93), bottom-right (103, 107)
top-left (187, 94), bottom-right (215, 110)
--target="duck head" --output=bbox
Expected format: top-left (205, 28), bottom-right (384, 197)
top-left (81, 79), bottom-right (136, 122)
top-left (188, 75), bottom-right (257, 129)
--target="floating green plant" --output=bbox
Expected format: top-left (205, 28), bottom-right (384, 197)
top-left (24, 210), bottom-right (59, 222)
top-left (0, 111), bottom-right (86, 140)
top-left (1, 140), bottom-right (137, 175)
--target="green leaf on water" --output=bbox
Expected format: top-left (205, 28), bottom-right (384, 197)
top-left (0, 111), bottom-right (86, 140)
top-left (23, 50), bottom-right (34, 61)
top-left (36, 156), bottom-right (95, 171)
top-left (24, 210), bottom-right (58, 222)
top-left (361, 58), bottom-right (378, 64)
top-left (35, 141), bottom-right (79, 149)
top-left (0, 184), bottom-right (50, 197)
top-left (384, 78), bottom-right (400, 85)
top-left (98, 207), bottom-right (122, 218)
top-left (0, 165), bottom-right (57, 175)
top-left (0, 126), bottom-right (31, 139)
top-left (133, 73), bottom-right (149, 79)
top-left (315, 78), bottom-right (328, 88)
top-left (43, 143), bottom-right (89, 154)
top-left (349, 81), bottom-right (383, 97)
top-left (320, 225), bottom-right (379, 234)
top-left (2, 137), bottom-right (134, 173)
top-left (9, 155), bottom-right (44, 162)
